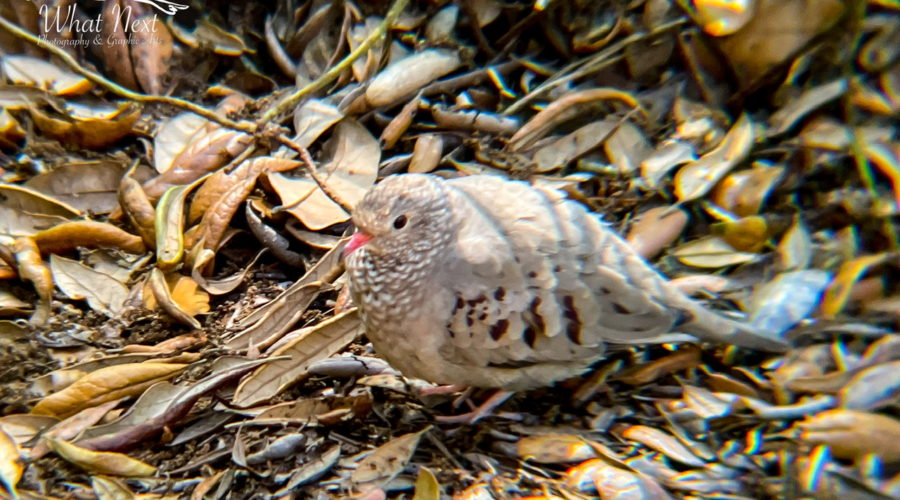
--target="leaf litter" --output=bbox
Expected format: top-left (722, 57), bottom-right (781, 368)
top-left (0, 0), bottom-right (898, 498)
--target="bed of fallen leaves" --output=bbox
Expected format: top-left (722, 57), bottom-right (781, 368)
top-left (0, 0), bottom-right (898, 498)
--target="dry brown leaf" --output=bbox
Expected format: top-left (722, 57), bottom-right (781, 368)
top-left (614, 346), bottom-right (701, 386)
top-left (131, 15), bottom-right (173, 95)
top-left (29, 103), bottom-right (140, 150)
top-left (408, 134), bottom-right (443, 173)
top-left (672, 236), bottom-right (758, 268)
top-left (625, 205), bottom-right (689, 260)
top-left (716, 0), bottom-right (845, 86)
top-left (1, 55), bottom-right (92, 95)
top-left (711, 163), bottom-right (785, 217)
top-left (144, 268), bottom-right (204, 329)
top-left (143, 127), bottom-right (253, 200)
top-left (618, 425), bottom-right (705, 467)
top-left (225, 238), bottom-right (346, 350)
top-left (272, 119), bottom-right (379, 230)
top-left (0, 184), bottom-right (82, 241)
top-left (231, 309), bottom-right (362, 407)
top-left (12, 237), bottom-right (52, 326)
top-left (49, 254), bottom-right (128, 317)
top-left (33, 220), bottom-right (146, 255)
top-left (153, 112), bottom-right (210, 174)
top-left (365, 49), bottom-right (461, 108)
top-left (509, 88), bottom-right (645, 152)
top-left (30, 362), bottom-right (187, 419)
top-left (710, 215), bottom-right (770, 253)
top-left (796, 410), bottom-right (900, 462)
top-left (25, 160), bottom-right (125, 214)
top-left (534, 120), bottom-right (617, 173)
top-left (118, 174), bottom-right (156, 248)
top-left (674, 113), bottom-right (756, 203)
top-left (0, 424), bottom-right (23, 498)
top-left (48, 438), bottom-right (156, 476)
top-left (351, 428), bottom-right (430, 493)
top-left (516, 434), bottom-right (597, 464)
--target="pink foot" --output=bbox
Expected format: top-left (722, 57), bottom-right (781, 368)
top-left (434, 390), bottom-right (514, 424)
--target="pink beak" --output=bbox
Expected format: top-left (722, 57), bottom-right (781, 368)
top-left (343, 231), bottom-right (372, 257)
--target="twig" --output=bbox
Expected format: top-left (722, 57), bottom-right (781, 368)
top-left (503, 17), bottom-right (688, 116)
top-left (277, 135), bottom-right (355, 215)
top-left (0, 15), bottom-right (256, 134)
top-left (258, 0), bottom-right (410, 125)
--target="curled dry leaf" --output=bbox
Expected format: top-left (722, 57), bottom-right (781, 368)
top-left (614, 345), bottom-right (701, 386)
top-left (49, 254), bottom-right (128, 317)
top-left (99, 0), bottom-right (138, 91)
top-left (0, 108), bottom-right (25, 150)
top-left (30, 362), bottom-right (187, 419)
top-left (516, 434), bottom-right (597, 464)
top-left (509, 88), bottom-right (645, 152)
top-left (711, 163), bottom-right (785, 217)
top-left (1, 55), bottom-right (92, 96)
top-left (12, 237), bottom-right (52, 326)
top-left (145, 268), bottom-right (205, 329)
top-left (155, 177), bottom-right (208, 269)
top-left (408, 134), bottom-right (443, 173)
top-left (431, 105), bottom-right (521, 136)
top-left (768, 79), bottom-right (847, 137)
top-left (796, 409), bottom-right (900, 462)
top-left (674, 113), bottom-right (756, 203)
top-left (413, 467), bottom-right (440, 500)
top-left (625, 205), bottom-right (689, 260)
top-left (605, 121), bottom-right (652, 175)
top-left (0, 184), bottom-right (81, 243)
top-left (169, 19), bottom-right (251, 56)
top-left (143, 127), bottom-right (253, 200)
top-left (29, 102), bottom-right (141, 150)
top-left (351, 427), bottom-right (430, 493)
top-left (672, 236), bottom-right (758, 268)
top-left (48, 438), bottom-right (156, 476)
top-left (710, 215), bottom-right (770, 253)
top-left (153, 112), bottom-right (210, 174)
top-left (365, 49), bottom-right (461, 108)
top-left (33, 220), bottom-right (146, 255)
top-left (231, 308), bottom-right (362, 407)
top-left (641, 139), bottom-right (697, 189)
top-left (293, 98), bottom-right (344, 149)
top-left (118, 174), bottom-right (156, 248)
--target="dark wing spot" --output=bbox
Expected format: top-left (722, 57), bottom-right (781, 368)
top-left (466, 316), bottom-right (474, 327)
top-left (527, 271), bottom-right (538, 278)
top-left (611, 302), bottom-right (631, 314)
top-left (562, 296), bottom-right (580, 323)
top-left (478, 312), bottom-right (488, 321)
top-left (453, 296), bottom-right (464, 311)
top-left (672, 308), bottom-right (695, 328)
top-left (528, 297), bottom-right (546, 334)
top-left (489, 319), bottom-right (510, 341)
top-left (467, 294), bottom-right (487, 307)
top-left (600, 287), bottom-right (611, 294)
top-left (566, 321), bottom-right (582, 345)
top-left (562, 296), bottom-right (583, 344)
top-left (494, 287), bottom-right (506, 301)
top-left (523, 325), bottom-right (537, 348)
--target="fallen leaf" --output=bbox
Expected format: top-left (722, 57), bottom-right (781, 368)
top-left (48, 438), bottom-right (155, 476)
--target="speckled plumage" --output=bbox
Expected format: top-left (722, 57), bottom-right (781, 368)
top-left (344, 174), bottom-right (786, 391)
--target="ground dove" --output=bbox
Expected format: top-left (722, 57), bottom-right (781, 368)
top-left (343, 174), bottom-right (787, 391)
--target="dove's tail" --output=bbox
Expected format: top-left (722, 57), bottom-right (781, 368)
top-left (667, 292), bottom-right (789, 353)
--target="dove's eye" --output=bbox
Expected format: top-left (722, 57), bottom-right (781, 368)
top-left (392, 214), bottom-right (408, 229)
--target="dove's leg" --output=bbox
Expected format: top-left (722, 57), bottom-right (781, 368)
top-left (433, 390), bottom-right (514, 424)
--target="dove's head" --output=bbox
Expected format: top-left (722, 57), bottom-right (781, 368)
top-left (344, 174), bottom-right (455, 324)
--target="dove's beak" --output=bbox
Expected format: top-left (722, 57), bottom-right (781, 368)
top-left (343, 231), bottom-right (372, 257)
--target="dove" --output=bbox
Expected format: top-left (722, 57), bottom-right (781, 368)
top-left (343, 174), bottom-right (787, 394)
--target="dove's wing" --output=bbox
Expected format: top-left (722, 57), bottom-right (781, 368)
top-left (434, 176), bottom-right (783, 385)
